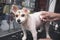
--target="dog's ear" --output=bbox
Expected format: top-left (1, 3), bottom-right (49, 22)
top-left (22, 7), bottom-right (30, 14)
top-left (11, 5), bottom-right (19, 14)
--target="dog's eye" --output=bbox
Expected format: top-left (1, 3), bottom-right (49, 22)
top-left (15, 15), bottom-right (18, 17)
top-left (21, 14), bottom-right (25, 17)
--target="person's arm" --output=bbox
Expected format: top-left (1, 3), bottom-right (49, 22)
top-left (40, 11), bottom-right (60, 21)
top-left (55, 13), bottom-right (60, 20)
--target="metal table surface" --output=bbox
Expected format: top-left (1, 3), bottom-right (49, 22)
top-left (0, 28), bottom-right (22, 38)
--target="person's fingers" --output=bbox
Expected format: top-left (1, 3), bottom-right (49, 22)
top-left (53, 18), bottom-right (59, 21)
top-left (42, 19), bottom-right (47, 22)
top-left (40, 15), bottom-right (47, 20)
top-left (40, 12), bottom-right (49, 19)
top-left (42, 18), bottom-right (54, 22)
top-left (40, 11), bottom-right (47, 15)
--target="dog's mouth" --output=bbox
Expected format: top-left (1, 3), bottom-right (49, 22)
top-left (18, 22), bottom-right (22, 24)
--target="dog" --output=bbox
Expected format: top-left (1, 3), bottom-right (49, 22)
top-left (10, 5), bottom-right (50, 40)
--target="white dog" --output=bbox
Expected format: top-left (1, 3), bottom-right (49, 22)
top-left (10, 5), bottom-right (50, 40)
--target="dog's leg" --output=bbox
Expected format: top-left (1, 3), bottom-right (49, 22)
top-left (22, 31), bottom-right (26, 40)
top-left (21, 25), bottom-right (27, 40)
top-left (45, 22), bottom-right (51, 38)
top-left (30, 27), bottom-right (37, 40)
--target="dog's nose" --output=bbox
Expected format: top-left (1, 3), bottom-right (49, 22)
top-left (17, 19), bottom-right (21, 23)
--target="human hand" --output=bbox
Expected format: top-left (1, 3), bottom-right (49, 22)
top-left (40, 11), bottom-right (59, 21)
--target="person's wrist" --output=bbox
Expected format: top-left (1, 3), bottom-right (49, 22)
top-left (50, 13), bottom-right (56, 18)
top-left (55, 13), bottom-right (60, 20)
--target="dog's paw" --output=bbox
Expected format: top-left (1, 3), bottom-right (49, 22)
top-left (22, 36), bottom-right (26, 40)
